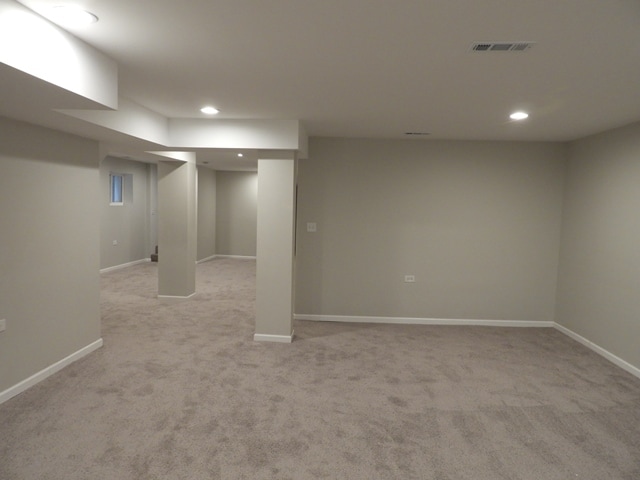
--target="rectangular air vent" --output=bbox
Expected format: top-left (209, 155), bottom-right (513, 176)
top-left (471, 42), bottom-right (535, 52)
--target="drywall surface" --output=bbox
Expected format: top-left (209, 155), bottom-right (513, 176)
top-left (100, 157), bottom-right (154, 269)
top-left (0, 117), bottom-right (101, 393)
top-left (216, 171), bottom-right (258, 256)
top-left (556, 121), bottom-right (640, 370)
top-left (255, 158), bottom-right (296, 338)
top-left (296, 137), bottom-right (566, 321)
top-left (197, 167), bottom-right (217, 261)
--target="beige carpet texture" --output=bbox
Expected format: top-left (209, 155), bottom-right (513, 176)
top-left (1, 258), bottom-right (639, 479)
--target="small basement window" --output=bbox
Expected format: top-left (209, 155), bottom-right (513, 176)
top-left (110, 173), bottom-right (124, 206)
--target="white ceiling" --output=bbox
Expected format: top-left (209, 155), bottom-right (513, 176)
top-left (7, 0), bottom-right (640, 169)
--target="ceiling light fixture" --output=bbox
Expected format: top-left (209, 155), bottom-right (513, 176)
top-left (510, 111), bottom-right (529, 120)
top-left (49, 5), bottom-right (98, 27)
top-left (237, 153), bottom-right (243, 157)
top-left (200, 106), bottom-right (219, 115)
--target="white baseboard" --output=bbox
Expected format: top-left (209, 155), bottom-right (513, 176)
top-left (158, 292), bottom-right (197, 304)
top-left (294, 314), bottom-right (639, 379)
top-left (254, 332), bottom-right (294, 343)
top-left (215, 255), bottom-right (257, 260)
top-left (294, 314), bottom-right (553, 328)
top-left (196, 255), bottom-right (217, 264)
top-left (0, 338), bottom-right (103, 405)
top-left (100, 258), bottom-right (150, 274)
top-left (554, 323), bottom-right (640, 379)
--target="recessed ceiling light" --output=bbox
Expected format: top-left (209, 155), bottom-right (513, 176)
top-left (200, 106), bottom-right (219, 115)
top-left (237, 153), bottom-right (243, 157)
top-left (49, 6), bottom-right (98, 27)
top-left (510, 111), bottom-right (529, 120)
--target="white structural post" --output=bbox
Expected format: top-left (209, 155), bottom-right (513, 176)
top-left (255, 153), bottom-right (296, 342)
top-left (157, 153), bottom-right (197, 301)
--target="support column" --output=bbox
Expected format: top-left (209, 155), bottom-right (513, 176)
top-left (156, 153), bottom-right (197, 301)
top-left (255, 153), bottom-right (296, 342)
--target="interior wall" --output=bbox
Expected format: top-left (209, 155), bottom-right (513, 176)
top-left (197, 167), bottom-right (217, 261)
top-left (99, 156), bottom-right (154, 269)
top-left (215, 171), bottom-right (258, 256)
top-left (148, 163), bottom-right (158, 256)
top-left (0, 116), bottom-right (101, 393)
top-left (556, 121), bottom-right (640, 370)
top-left (295, 137), bottom-right (566, 321)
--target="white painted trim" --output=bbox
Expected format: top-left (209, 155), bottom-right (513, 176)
top-left (215, 255), bottom-right (257, 260)
top-left (0, 338), bottom-right (103, 405)
top-left (100, 258), bottom-right (150, 274)
top-left (293, 314), bottom-right (639, 378)
top-left (157, 292), bottom-right (197, 304)
top-left (294, 314), bottom-right (553, 328)
top-left (254, 332), bottom-right (294, 343)
top-left (196, 255), bottom-right (217, 264)
top-left (554, 323), bottom-right (640, 380)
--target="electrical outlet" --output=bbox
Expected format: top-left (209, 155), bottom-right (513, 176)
top-left (306, 222), bottom-right (317, 233)
top-left (404, 275), bottom-right (416, 283)
top-left (0, 319), bottom-right (6, 332)
top-left (112, 240), bottom-right (118, 246)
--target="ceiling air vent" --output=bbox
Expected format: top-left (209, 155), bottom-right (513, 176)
top-left (471, 42), bottom-right (535, 52)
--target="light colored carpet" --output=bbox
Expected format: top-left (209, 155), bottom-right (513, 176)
top-left (1, 258), bottom-right (639, 479)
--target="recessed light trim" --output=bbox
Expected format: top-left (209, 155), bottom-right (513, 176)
top-left (510, 111), bottom-right (529, 120)
top-left (237, 153), bottom-right (243, 157)
top-left (200, 106), bottom-right (219, 115)
top-left (49, 6), bottom-right (98, 27)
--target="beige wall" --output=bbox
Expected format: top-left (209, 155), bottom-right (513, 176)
top-left (100, 157), bottom-right (155, 269)
top-left (197, 167), bottom-right (217, 261)
top-left (255, 157), bottom-right (296, 339)
top-left (556, 121), bottom-right (640, 368)
top-left (296, 137), bottom-right (566, 321)
top-left (0, 117), bottom-right (101, 393)
top-left (215, 171), bottom-right (258, 256)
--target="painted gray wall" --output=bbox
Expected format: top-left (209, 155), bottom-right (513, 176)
top-left (0, 117), bottom-right (101, 393)
top-left (157, 159), bottom-right (197, 297)
top-left (215, 171), bottom-right (258, 256)
top-left (296, 137), bottom-right (566, 321)
top-left (197, 167), bottom-right (217, 261)
top-left (100, 157), bottom-right (155, 269)
top-left (255, 157), bottom-right (296, 338)
top-left (556, 121), bottom-right (640, 369)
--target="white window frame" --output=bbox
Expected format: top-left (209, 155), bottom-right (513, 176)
top-left (110, 173), bottom-right (124, 206)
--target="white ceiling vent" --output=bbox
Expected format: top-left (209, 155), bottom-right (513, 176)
top-left (471, 42), bottom-right (535, 52)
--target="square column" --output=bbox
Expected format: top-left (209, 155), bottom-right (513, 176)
top-left (157, 154), bottom-right (197, 301)
top-left (255, 154), bottom-right (296, 342)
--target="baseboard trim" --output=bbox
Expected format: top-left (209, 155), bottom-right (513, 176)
top-left (196, 255), bottom-right (217, 264)
top-left (0, 338), bottom-right (103, 405)
top-left (294, 314), bottom-right (553, 328)
top-left (100, 258), bottom-right (150, 274)
top-left (215, 255), bottom-right (257, 260)
top-left (294, 314), bottom-right (638, 379)
top-left (254, 332), bottom-right (294, 343)
top-left (158, 292), bottom-right (197, 304)
top-left (554, 323), bottom-right (640, 379)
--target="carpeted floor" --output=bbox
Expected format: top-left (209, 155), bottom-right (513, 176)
top-left (1, 258), bottom-right (639, 479)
